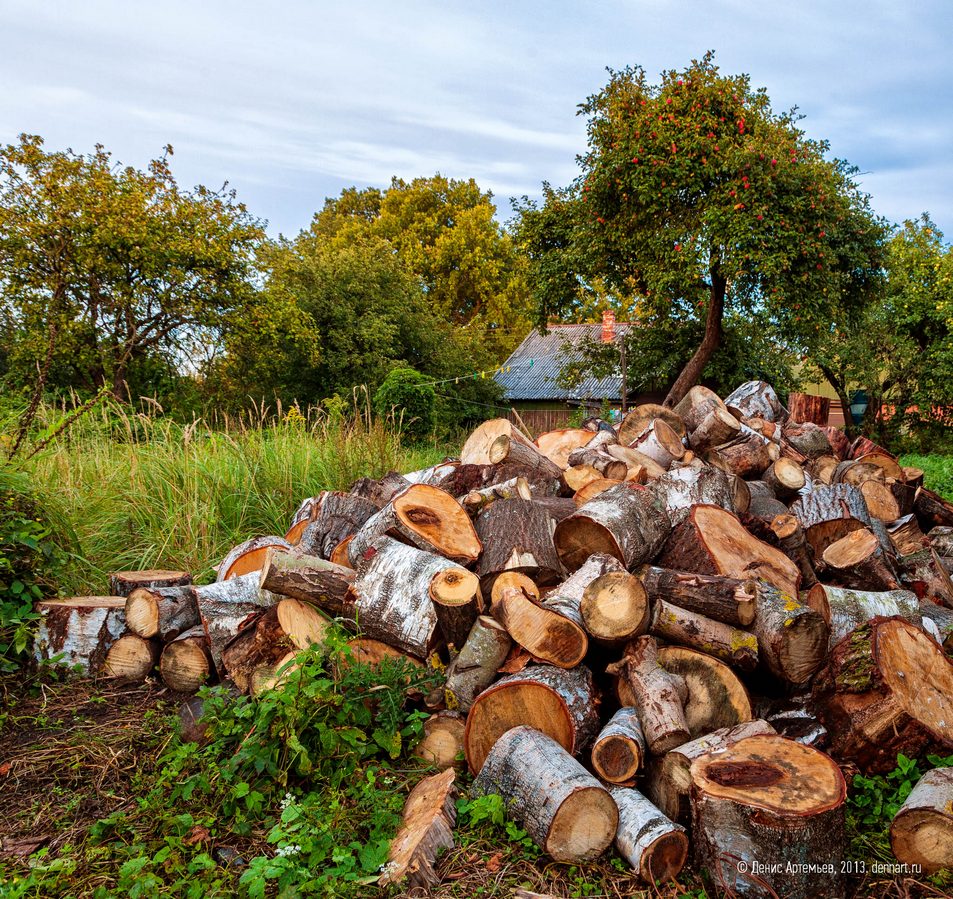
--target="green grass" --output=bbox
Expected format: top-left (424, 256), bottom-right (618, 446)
top-left (899, 454), bottom-right (953, 501)
top-left (16, 402), bottom-right (447, 593)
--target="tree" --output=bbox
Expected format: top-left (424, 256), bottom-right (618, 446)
top-left (306, 175), bottom-right (531, 358)
top-left (0, 135), bottom-right (265, 400)
top-left (373, 368), bottom-right (436, 441)
top-left (516, 54), bottom-right (886, 406)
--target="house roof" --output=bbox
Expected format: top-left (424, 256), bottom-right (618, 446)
top-left (494, 323), bottom-right (632, 402)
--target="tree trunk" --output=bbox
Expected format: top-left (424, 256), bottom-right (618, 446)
top-left (914, 487), bottom-right (953, 530)
top-left (474, 498), bottom-right (562, 586)
top-left (724, 380), bottom-right (787, 422)
top-left (787, 392), bottom-right (830, 426)
top-left (217, 536), bottom-right (291, 581)
top-left (108, 569), bottom-right (191, 597)
top-left (890, 767), bottom-right (953, 875)
top-left (33, 597), bottom-right (127, 673)
top-left (648, 463), bottom-right (734, 526)
top-left (898, 547), bottom-right (953, 607)
top-left (379, 768), bottom-right (457, 890)
top-left (629, 419), bottom-right (685, 470)
top-left (554, 483), bottom-right (671, 572)
top-left (159, 626), bottom-right (212, 694)
top-left (789, 483), bottom-right (874, 557)
top-left (492, 586), bottom-right (588, 668)
top-left (812, 617), bottom-right (953, 773)
top-left (348, 470), bottom-right (410, 507)
top-left (805, 584), bottom-right (920, 650)
top-left (347, 484), bottom-right (481, 568)
top-left (649, 599), bottom-right (759, 672)
top-left (591, 708), bottom-right (646, 784)
top-left (464, 663), bottom-right (600, 774)
top-left (658, 504), bottom-right (800, 596)
top-left (125, 585), bottom-right (199, 642)
top-left (443, 615), bottom-right (512, 712)
top-left (258, 550), bottom-right (356, 617)
top-left (104, 634), bottom-right (160, 682)
top-left (565, 447), bottom-right (628, 480)
top-left (296, 491), bottom-right (380, 560)
top-left (663, 271), bottom-right (725, 408)
top-left (413, 712), bottom-right (466, 771)
top-left (687, 407), bottom-right (741, 453)
top-left (762, 458), bottom-right (805, 500)
top-left (821, 528), bottom-right (900, 592)
top-left (690, 734), bottom-right (847, 899)
top-left (610, 786), bottom-right (688, 884)
top-left (646, 720), bottom-right (776, 825)
top-left (471, 726), bottom-right (618, 862)
top-left (639, 566), bottom-right (755, 627)
top-left (768, 514), bottom-right (818, 588)
top-left (752, 581), bottom-right (829, 685)
top-left (607, 636), bottom-right (689, 755)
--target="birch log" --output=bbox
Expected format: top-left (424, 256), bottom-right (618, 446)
top-left (108, 569), bottom-right (191, 597)
top-left (889, 767), bottom-right (953, 874)
top-left (471, 726), bottom-right (618, 863)
top-left (217, 536), bottom-right (291, 581)
top-left (159, 626), bottom-right (213, 693)
top-left (33, 597), bottom-right (127, 672)
top-left (805, 584), bottom-right (921, 650)
top-left (648, 463), bottom-right (735, 526)
top-left (724, 381), bottom-right (787, 422)
top-left (649, 600), bottom-right (759, 672)
top-left (125, 585), bottom-right (199, 642)
top-left (443, 616), bottom-right (512, 712)
top-left (590, 707), bottom-right (646, 784)
top-left (610, 786), bottom-right (688, 884)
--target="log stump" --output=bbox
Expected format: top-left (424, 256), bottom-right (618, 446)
top-left (33, 597), bottom-right (127, 673)
top-left (890, 767), bottom-right (953, 875)
top-left (160, 626), bottom-right (213, 694)
top-left (108, 569), bottom-right (191, 597)
top-left (591, 707), bottom-right (646, 785)
top-left (474, 498), bottom-right (562, 586)
top-left (610, 786), bottom-right (688, 884)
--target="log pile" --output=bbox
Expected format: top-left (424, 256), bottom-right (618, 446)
top-left (33, 380), bottom-right (953, 892)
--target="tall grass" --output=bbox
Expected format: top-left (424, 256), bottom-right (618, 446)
top-left (20, 400), bottom-right (447, 593)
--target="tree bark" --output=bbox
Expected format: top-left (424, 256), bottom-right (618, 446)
top-left (724, 380), bottom-right (787, 422)
top-left (629, 419), bottom-right (685, 469)
top-left (460, 477), bottom-right (532, 516)
top-left (488, 432), bottom-right (564, 482)
top-left (464, 663), bottom-right (600, 774)
top-left (789, 483), bottom-right (874, 557)
top-left (914, 487), bottom-right (953, 530)
top-left (639, 566), bottom-right (756, 627)
top-left (751, 581), bottom-right (829, 685)
top-left (610, 786), bottom-right (688, 884)
top-left (565, 447), bottom-right (628, 480)
top-left (258, 550), bottom-right (356, 618)
top-left (348, 470), bottom-right (410, 507)
top-left (890, 767), bottom-right (953, 875)
top-left (787, 392), bottom-right (830, 426)
top-left (812, 616), bottom-right (953, 773)
top-left (474, 497), bottom-right (562, 586)
top-left (443, 615), bottom-right (512, 712)
top-left (472, 726), bottom-right (618, 863)
top-left (687, 407), bottom-right (741, 453)
top-left (690, 734), bottom-right (847, 899)
top-left (919, 600), bottom-right (953, 652)
top-left (124, 585), bottom-right (199, 642)
top-left (708, 434), bottom-right (777, 480)
top-left (648, 463), bottom-right (734, 526)
top-left (33, 597), bottom-right (127, 673)
top-left (805, 584), bottom-right (920, 650)
top-left (296, 491), bottom-right (380, 560)
top-left (217, 536), bottom-right (291, 581)
top-left (649, 599), bottom-right (759, 672)
top-left (591, 708), bottom-right (646, 785)
top-left (108, 569), bottom-right (191, 597)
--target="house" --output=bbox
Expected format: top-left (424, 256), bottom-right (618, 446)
top-left (493, 312), bottom-right (657, 433)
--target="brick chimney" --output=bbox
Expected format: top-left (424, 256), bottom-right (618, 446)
top-left (601, 309), bottom-right (616, 343)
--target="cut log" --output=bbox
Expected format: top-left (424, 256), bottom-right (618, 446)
top-left (805, 584), bottom-right (921, 650)
top-left (915, 487), bottom-right (953, 530)
top-left (898, 547), bottom-right (953, 606)
top-left (351, 536), bottom-right (468, 658)
top-left (414, 712), bottom-right (466, 771)
top-left (443, 615), bottom-right (512, 712)
top-left (746, 490), bottom-right (788, 524)
top-left (658, 504), bottom-right (800, 596)
top-left (812, 617), bottom-right (953, 773)
top-left (217, 536), bottom-right (291, 581)
top-left (472, 726), bottom-right (618, 863)
top-left (769, 514), bottom-right (818, 589)
top-left (379, 768), bottom-right (456, 890)
top-left (787, 392), bottom-right (830, 426)
top-left (403, 461), bottom-right (459, 486)
top-left (859, 480), bottom-right (901, 522)
top-left (430, 566), bottom-right (483, 651)
top-left (605, 444), bottom-right (668, 480)
top-left (563, 464), bottom-right (604, 493)
top-left (690, 734), bottom-right (846, 899)
top-left (919, 601), bottom-right (953, 652)
top-left (464, 664), bottom-right (600, 774)
top-left (33, 597), bottom-right (127, 672)
top-left (687, 406), bottom-right (741, 453)
top-left (565, 447), bottom-right (627, 480)
top-left (124, 585), bottom-right (199, 642)
top-left (159, 626), bottom-right (212, 694)
top-left (629, 419), bottom-right (685, 469)
top-left (489, 432), bottom-right (564, 482)
top-left (890, 767), bottom-right (953, 875)
top-left (821, 528), bottom-right (900, 592)
top-left (607, 636), bottom-right (689, 755)
top-left (347, 484), bottom-right (481, 568)
top-left (708, 434), bottom-right (775, 479)
top-left (474, 498), bottom-right (562, 586)
top-left (348, 470), bottom-right (410, 507)
top-left (729, 472), bottom-right (751, 514)
top-left (888, 514), bottom-right (929, 556)
top-left (554, 483), bottom-right (671, 573)
top-left (580, 571), bottom-right (649, 646)
top-left (833, 458), bottom-right (884, 486)
top-left (619, 403), bottom-right (686, 443)
top-left (572, 477), bottom-right (622, 506)
top-left (535, 428), bottom-right (594, 468)
top-left (649, 599), bottom-right (759, 672)
top-left (460, 418), bottom-right (534, 466)
top-left (724, 380), bottom-right (786, 422)
top-left (639, 567), bottom-right (756, 627)
top-left (285, 495), bottom-right (319, 545)
top-left (648, 463), bottom-right (734, 526)
top-left (930, 526), bottom-right (953, 556)
top-left (104, 634), bottom-right (160, 682)
top-left (782, 422), bottom-right (833, 460)
top-left (752, 582), bottom-right (829, 685)
top-left (820, 426), bottom-right (850, 460)
top-left (258, 550), bottom-right (356, 617)
top-left (789, 483), bottom-right (873, 557)
top-left (646, 719), bottom-right (776, 825)
top-left (888, 477), bottom-right (917, 517)
top-left (904, 466), bottom-right (926, 489)
top-left (192, 573), bottom-right (277, 673)
top-left (672, 385), bottom-right (728, 433)
top-left (108, 569), bottom-right (191, 597)
top-left (762, 458), bottom-right (805, 500)
top-left (489, 570), bottom-right (538, 606)
top-left (460, 477), bottom-right (531, 516)
top-left (492, 586), bottom-right (587, 669)
top-left (810, 454), bottom-right (839, 484)
top-left (221, 599), bottom-right (331, 693)
top-left (591, 708), bottom-right (646, 784)
top-left (610, 786), bottom-right (687, 884)
top-left (296, 491), bottom-right (379, 560)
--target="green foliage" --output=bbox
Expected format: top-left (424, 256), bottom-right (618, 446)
top-left (5, 637), bottom-right (441, 898)
top-left (515, 52), bottom-right (886, 402)
top-left (373, 368), bottom-right (437, 442)
top-left (456, 794), bottom-right (540, 858)
top-left (0, 467), bottom-right (62, 671)
top-left (899, 455), bottom-right (953, 500)
top-left (0, 134), bottom-right (265, 403)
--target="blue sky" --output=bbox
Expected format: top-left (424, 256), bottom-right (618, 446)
top-left (2, 0), bottom-right (951, 238)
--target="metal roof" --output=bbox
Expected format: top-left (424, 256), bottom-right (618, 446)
top-left (494, 323), bottom-right (633, 402)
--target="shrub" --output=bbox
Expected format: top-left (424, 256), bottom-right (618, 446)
top-left (373, 368), bottom-right (436, 442)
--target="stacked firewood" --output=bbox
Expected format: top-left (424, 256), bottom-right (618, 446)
top-left (32, 381), bottom-right (953, 895)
